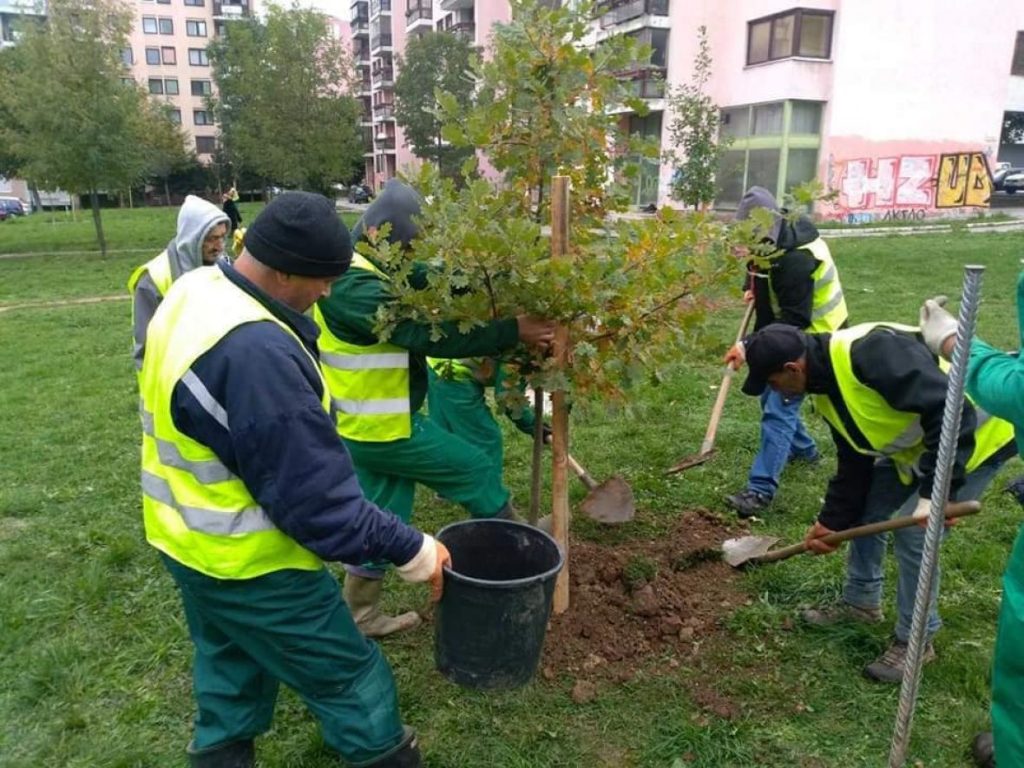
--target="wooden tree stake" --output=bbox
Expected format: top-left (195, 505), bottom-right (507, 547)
top-left (550, 176), bottom-right (571, 614)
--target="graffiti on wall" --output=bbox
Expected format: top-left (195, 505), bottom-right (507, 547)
top-left (834, 151), bottom-right (992, 218)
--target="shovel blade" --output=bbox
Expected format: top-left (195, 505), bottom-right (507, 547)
top-left (722, 535), bottom-right (781, 568)
top-left (580, 476), bottom-right (635, 524)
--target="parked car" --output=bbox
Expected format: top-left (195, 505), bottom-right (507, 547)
top-left (348, 183), bottom-right (373, 204)
top-left (1001, 168), bottom-right (1024, 193)
top-left (0, 196), bottom-right (28, 216)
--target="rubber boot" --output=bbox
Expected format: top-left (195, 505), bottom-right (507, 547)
top-left (342, 574), bottom-right (422, 638)
top-left (187, 739), bottom-right (254, 768)
top-left (353, 727), bottom-right (422, 768)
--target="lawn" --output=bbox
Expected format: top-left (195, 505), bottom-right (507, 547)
top-left (1, 220), bottom-right (1021, 767)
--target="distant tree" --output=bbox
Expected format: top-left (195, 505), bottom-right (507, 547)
top-left (2, 0), bottom-right (157, 253)
top-left (394, 32), bottom-right (476, 179)
top-left (665, 26), bottom-right (730, 210)
top-left (208, 3), bottom-right (363, 194)
top-left (1002, 111), bottom-right (1024, 145)
top-left (142, 104), bottom-right (196, 205)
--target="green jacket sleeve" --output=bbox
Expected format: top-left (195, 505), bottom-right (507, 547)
top-left (966, 338), bottom-right (1024, 428)
top-left (320, 267), bottom-right (520, 356)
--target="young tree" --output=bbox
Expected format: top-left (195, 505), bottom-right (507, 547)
top-left (3, 0), bottom-right (155, 253)
top-left (394, 31), bottom-right (476, 179)
top-left (371, 1), bottom-right (746, 401)
top-left (208, 3), bottom-right (363, 194)
top-left (666, 26), bottom-right (730, 210)
top-left (142, 103), bottom-right (195, 205)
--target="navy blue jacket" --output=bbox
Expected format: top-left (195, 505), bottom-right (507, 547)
top-left (169, 261), bottom-right (423, 567)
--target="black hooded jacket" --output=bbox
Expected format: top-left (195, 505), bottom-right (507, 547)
top-left (749, 215), bottom-right (829, 332)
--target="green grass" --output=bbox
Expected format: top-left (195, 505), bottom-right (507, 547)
top-left (0, 203), bottom-right (360, 258)
top-left (1, 223), bottom-right (1022, 766)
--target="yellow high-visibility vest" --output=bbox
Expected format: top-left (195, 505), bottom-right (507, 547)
top-left (140, 266), bottom-right (324, 579)
top-left (314, 253), bottom-right (412, 442)
top-left (812, 323), bottom-right (1014, 483)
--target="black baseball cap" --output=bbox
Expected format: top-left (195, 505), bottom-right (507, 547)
top-left (742, 324), bottom-right (808, 395)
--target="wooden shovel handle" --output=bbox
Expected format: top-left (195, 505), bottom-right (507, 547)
top-left (755, 500), bottom-right (982, 564)
top-left (566, 454), bottom-right (598, 491)
top-left (699, 302), bottom-right (756, 454)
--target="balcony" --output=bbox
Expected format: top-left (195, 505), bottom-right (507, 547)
top-left (370, 32), bottom-right (392, 51)
top-left (369, 0), bottom-right (391, 16)
top-left (212, 0), bottom-right (248, 19)
top-left (622, 67), bottom-right (666, 99)
top-left (440, 0), bottom-right (473, 9)
top-left (373, 103), bottom-right (395, 120)
top-left (406, 2), bottom-right (432, 31)
top-left (375, 136), bottom-right (396, 150)
top-left (351, 15), bottom-right (369, 34)
top-left (371, 67), bottom-right (394, 86)
top-left (358, 76), bottom-right (371, 94)
top-left (449, 21), bottom-right (475, 41)
top-left (598, 0), bottom-right (668, 28)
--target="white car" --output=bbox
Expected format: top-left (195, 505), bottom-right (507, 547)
top-left (1001, 169), bottom-right (1024, 193)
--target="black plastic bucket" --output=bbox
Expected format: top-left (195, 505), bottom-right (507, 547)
top-left (434, 518), bottom-right (564, 690)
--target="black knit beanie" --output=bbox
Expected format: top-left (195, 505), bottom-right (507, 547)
top-left (244, 192), bottom-right (352, 277)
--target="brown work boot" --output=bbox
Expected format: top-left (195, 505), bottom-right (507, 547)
top-left (971, 732), bottom-right (995, 768)
top-left (863, 639), bottom-right (936, 683)
top-left (342, 575), bottom-right (422, 638)
top-left (801, 601), bottom-right (884, 626)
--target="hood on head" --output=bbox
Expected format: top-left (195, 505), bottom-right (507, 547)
top-left (351, 179), bottom-right (424, 248)
top-left (734, 186), bottom-right (783, 244)
top-left (170, 195), bottom-right (230, 279)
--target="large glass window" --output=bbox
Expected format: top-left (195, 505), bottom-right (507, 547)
top-left (145, 46), bottom-right (160, 64)
top-left (747, 9), bottom-right (834, 65)
top-left (715, 100), bottom-right (825, 207)
top-left (158, 17), bottom-right (173, 34)
top-left (142, 16), bottom-right (157, 33)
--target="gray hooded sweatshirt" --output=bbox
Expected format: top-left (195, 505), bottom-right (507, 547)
top-left (131, 195), bottom-right (229, 368)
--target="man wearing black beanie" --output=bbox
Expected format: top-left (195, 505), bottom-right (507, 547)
top-left (138, 191), bottom-right (445, 768)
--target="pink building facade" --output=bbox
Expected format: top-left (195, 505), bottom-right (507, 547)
top-left (651, 0), bottom-right (1024, 220)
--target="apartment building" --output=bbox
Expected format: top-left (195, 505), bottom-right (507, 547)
top-left (121, 0), bottom-right (250, 162)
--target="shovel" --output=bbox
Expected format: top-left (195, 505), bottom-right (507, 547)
top-left (567, 454), bottom-right (635, 524)
top-left (722, 500), bottom-right (981, 568)
top-left (665, 302), bottom-right (756, 475)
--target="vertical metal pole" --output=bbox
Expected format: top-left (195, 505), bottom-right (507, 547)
top-left (888, 265), bottom-right (985, 767)
top-left (550, 176), bottom-right (571, 615)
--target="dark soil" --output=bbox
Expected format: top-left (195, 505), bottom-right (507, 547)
top-left (541, 509), bottom-right (749, 715)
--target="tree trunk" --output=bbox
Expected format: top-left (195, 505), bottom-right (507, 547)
top-left (164, 178), bottom-right (171, 207)
top-left (90, 188), bottom-right (107, 256)
top-left (28, 182), bottom-right (42, 214)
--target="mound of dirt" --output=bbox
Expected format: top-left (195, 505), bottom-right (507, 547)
top-left (541, 510), bottom-right (748, 697)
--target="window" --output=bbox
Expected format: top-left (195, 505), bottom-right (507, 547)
top-left (148, 77), bottom-right (164, 94)
top-left (164, 78), bottom-right (179, 95)
top-left (189, 48), bottom-right (209, 66)
top-left (185, 0), bottom-right (205, 6)
top-left (193, 109), bottom-right (213, 125)
top-left (121, 76), bottom-right (136, 87)
top-left (120, 47), bottom-right (133, 65)
top-left (196, 136), bottom-right (217, 154)
top-left (145, 46), bottom-right (160, 64)
top-left (168, 109), bottom-right (182, 124)
top-left (186, 20), bottom-right (207, 37)
top-left (1013, 32), bottom-right (1024, 76)
top-left (142, 16), bottom-right (157, 33)
top-left (191, 79), bottom-right (212, 96)
top-left (158, 17), bottom-right (173, 34)
top-left (162, 46), bottom-right (176, 64)
top-left (715, 100), bottom-right (825, 207)
top-left (156, 0), bottom-right (170, 4)
top-left (747, 9), bottom-right (833, 65)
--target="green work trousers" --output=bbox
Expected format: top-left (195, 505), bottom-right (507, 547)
top-left (162, 555), bottom-right (405, 765)
top-left (426, 369), bottom-right (507, 492)
top-left (992, 523), bottom-right (1024, 765)
top-left (344, 410), bottom-right (509, 575)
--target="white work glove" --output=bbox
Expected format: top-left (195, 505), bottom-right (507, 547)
top-left (396, 534), bottom-right (452, 602)
top-left (919, 296), bottom-right (958, 358)
top-left (910, 495), bottom-right (933, 522)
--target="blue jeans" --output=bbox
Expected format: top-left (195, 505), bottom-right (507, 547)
top-left (842, 458), bottom-right (1004, 643)
top-left (747, 389), bottom-right (818, 497)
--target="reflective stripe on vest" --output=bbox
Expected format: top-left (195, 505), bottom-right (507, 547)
top-left (313, 253), bottom-right (412, 442)
top-left (803, 238), bottom-right (848, 333)
top-left (139, 266), bottom-right (324, 579)
top-left (811, 323), bottom-right (1014, 483)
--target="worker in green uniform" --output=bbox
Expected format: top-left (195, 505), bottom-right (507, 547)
top-left (314, 179), bottom-right (557, 638)
top-left (427, 356), bottom-right (550, 498)
top-left (921, 289), bottom-right (1024, 768)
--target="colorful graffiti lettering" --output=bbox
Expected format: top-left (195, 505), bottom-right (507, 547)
top-left (936, 152), bottom-right (992, 208)
top-left (835, 151), bottom-right (991, 214)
